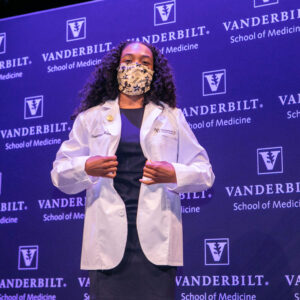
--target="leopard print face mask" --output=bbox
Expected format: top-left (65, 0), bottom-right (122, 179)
top-left (117, 62), bottom-right (154, 96)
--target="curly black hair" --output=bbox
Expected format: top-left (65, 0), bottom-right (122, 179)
top-left (71, 40), bottom-right (176, 119)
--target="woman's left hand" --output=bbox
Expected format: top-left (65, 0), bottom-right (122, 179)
top-left (139, 160), bottom-right (177, 185)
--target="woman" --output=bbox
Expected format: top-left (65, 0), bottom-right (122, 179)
top-left (51, 40), bottom-right (215, 300)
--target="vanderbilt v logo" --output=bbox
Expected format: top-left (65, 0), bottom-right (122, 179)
top-left (259, 150), bottom-right (280, 170)
top-left (257, 147), bottom-right (283, 175)
top-left (205, 238), bottom-right (229, 266)
top-left (26, 99), bottom-right (42, 116)
top-left (69, 20), bottom-right (85, 38)
top-left (202, 69), bottom-right (226, 96)
top-left (254, 0), bottom-right (279, 8)
top-left (24, 96), bottom-right (44, 120)
top-left (154, 0), bottom-right (176, 26)
top-left (0, 33), bottom-right (6, 54)
top-left (156, 3), bottom-right (174, 21)
top-left (18, 245), bottom-right (39, 270)
top-left (20, 248), bottom-right (37, 266)
top-left (206, 241), bottom-right (227, 262)
top-left (66, 17), bottom-right (86, 41)
top-left (205, 73), bottom-right (224, 92)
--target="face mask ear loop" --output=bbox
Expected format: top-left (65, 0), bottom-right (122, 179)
top-left (116, 63), bottom-right (125, 71)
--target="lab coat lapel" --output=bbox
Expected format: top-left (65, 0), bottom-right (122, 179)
top-left (102, 99), bottom-right (121, 155)
top-left (140, 101), bottom-right (163, 159)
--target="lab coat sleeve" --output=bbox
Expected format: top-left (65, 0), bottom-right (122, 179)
top-left (168, 109), bottom-right (215, 194)
top-left (50, 113), bottom-right (97, 194)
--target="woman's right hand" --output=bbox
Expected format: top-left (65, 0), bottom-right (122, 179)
top-left (85, 155), bottom-right (118, 178)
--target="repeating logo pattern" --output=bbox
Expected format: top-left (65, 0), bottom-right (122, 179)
top-left (254, 0), bottom-right (279, 8)
top-left (154, 0), bottom-right (176, 26)
top-left (66, 17), bottom-right (86, 41)
top-left (18, 245), bottom-right (39, 270)
top-left (202, 69), bottom-right (226, 96)
top-left (0, 172), bottom-right (2, 195)
top-left (24, 96), bottom-right (44, 120)
top-left (0, 32), bottom-right (6, 54)
top-left (205, 238), bottom-right (230, 265)
top-left (257, 146), bottom-right (283, 175)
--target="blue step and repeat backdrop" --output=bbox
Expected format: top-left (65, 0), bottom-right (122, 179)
top-left (0, 0), bottom-right (299, 299)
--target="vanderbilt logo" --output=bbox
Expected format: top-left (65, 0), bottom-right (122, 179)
top-left (18, 245), bottom-right (39, 270)
top-left (254, 0), bottom-right (279, 8)
top-left (0, 32), bottom-right (6, 54)
top-left (154, 0), bottom-right (176, 26)
top-left (257, 146), bottom-right (283, 175)
top-left (66, 17), bottom-right (86, 41)
top-left (202, 69), bottom-right (226, 96)
top-left (24, 96), bottom-right (44, 120)
top-left (205, 238), bottom-right (229, 266)
top-left (154, 128), bottom-right (176, 135)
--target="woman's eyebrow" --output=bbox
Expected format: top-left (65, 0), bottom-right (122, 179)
top-left (121, 53), bottom-right (133, 58)
top-left (141, 55), bottom-right (152, 59)
top-left (121, 53), bottom-right (152, 59)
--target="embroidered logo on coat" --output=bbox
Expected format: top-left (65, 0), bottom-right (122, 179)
top-left (154, 128), bottom-right (176, 135)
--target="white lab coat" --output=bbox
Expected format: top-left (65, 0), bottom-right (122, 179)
top-left (51, 98), bottom-right (215, 270)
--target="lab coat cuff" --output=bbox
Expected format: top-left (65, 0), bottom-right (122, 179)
top-left (166, 163), bottom-right (186, 194)
top-left (168, 162), bottom-right (215, 194)
top-left (72, 156), bottom-right (99, 185)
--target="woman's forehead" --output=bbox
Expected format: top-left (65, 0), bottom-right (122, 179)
top-left (121, 43), bottom-right (153, 58)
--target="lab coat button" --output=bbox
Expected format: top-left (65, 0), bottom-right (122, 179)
top-left (119, 210), bottom-right (125, 217)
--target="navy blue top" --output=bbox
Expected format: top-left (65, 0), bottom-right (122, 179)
top-left (113, 107), bottom-right (146, 225)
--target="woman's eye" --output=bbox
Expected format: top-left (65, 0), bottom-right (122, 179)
top-left (143, 61), bottom-right (150, 65)
top-left (124, 59), bottom-right (131, 64)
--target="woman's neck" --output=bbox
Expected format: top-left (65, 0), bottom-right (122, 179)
top-left (119, 93), bottom-right (144, 108)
